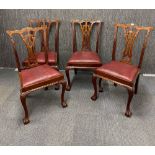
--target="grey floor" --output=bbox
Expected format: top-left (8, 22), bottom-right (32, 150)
top-left (0, 68), bottom-right (155, 146)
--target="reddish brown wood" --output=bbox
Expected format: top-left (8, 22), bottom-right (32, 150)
top-left (66, 20), bottom-right (103, 91)
top-left (125, 89), bottom-right (134, 117)
top-left (20, 94), bottom-right (30, 125)
top-left (92, 23), bottom-right (153, 117)
top-left (91, 76), bottom-right (98, 101)
top-left (6, 26), bottom-right (67, 125)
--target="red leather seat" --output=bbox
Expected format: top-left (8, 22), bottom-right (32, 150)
top-left (67, 51), bottom-right (102, 67)
top-left (95, 61), bottom-right (140, 83)
top-left (23, 51), bottom-right (57, 66)
top-left (36, 51), bottom-right (57, 65)
top-left (20, 64), bottom-right (63, 92)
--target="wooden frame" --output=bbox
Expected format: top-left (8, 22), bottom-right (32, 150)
top-left (91, 23), bottom-right (153, 117)
top-left (65, 20), bottom-right (103, 91)
top-left (6, 26), bottom-right (67, 125)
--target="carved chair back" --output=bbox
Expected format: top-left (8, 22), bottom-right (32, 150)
top-left (71, 20), bottom-right (102, 53)
top-left (28, 19), bottom-right (59, 54)
top-left (6, 26), bottom-right (47, 71)
top-left (112, 23), bottom-right (153, 68)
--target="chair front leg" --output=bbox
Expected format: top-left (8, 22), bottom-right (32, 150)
top-left (99, 78), bottom-right (103, 92)
top-left (125, 88), bottom-right (134, 117)
top-left (135, 74), bottom-right (140, 94)
top-left (60, 81), bottom-right (68, 108)
top-left (91, 75), bottom-right (98, 101)
top-left (20, 94), bottom-right (30, 125)
top-left (65, 68), bottom-right (71, 91)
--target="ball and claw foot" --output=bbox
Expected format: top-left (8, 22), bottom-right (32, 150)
top-left (66, 85), bottom-right (71, 91)
top-left (23, 118), bottom-right (30, 125)
top-left (125, 111), bottom-right (132, 117)
top-left (62, 101), bottom-right (68, 108)
top-left (91, 95), bottom-right (97, 101)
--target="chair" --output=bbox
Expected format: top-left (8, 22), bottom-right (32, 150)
top-left (65, 20), bottom-right (103, 91)
top-left (6, 26), bottom-right (67, 125)
top-left (22, 19), bottom-right (59, 69)
top-left (91, 23), bottom-right (153, 117)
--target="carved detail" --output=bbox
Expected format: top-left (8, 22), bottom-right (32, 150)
top-left (72, 20), bottom-right (101, 52)
top-left (121, 25), bottom-right (139, 63)
top-left (28, 19), bottom-right (59, 53)
top-left (80, 21), bottom-right (94, 50)
top-left (7, 26), bottom-right (47, 68)
top-left (112, 23), bottom-right (153, 66)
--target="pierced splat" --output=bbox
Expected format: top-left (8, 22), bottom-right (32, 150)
top-left (121, 25), bottom-right (140, 64)
top-left (7, 26), bottom-right (47, 69)
top-left (28, 19), bottom-right (59, 52)
top-left (79, 21), bottom-right (94, 50)
top-left (112, 23), bottom-right (153, 67)
top-left (72, 20), bottom-right (101, 53)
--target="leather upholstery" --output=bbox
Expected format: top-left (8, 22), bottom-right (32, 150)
top-left (95, 61), bottom-right (140, 83)
top-left (20, 64), bottom-right (63, 91)
top-left (23, 51), bottom-right (57, 66)
top-left (67, 51), bottom-right (102, 67)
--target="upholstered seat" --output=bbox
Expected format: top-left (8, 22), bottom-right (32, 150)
top-left (67, 51), bottom-right (102, 67)
top-left (35, 51), bottom-right (57, 65)
top-left (23, 51), bottom-right (57, 66)
top-left (20, 64), bottom-right (63, 92)
top-left (95, 61), bottom-right (140, 83)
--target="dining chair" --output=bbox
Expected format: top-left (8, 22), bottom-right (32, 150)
top-left (7, 26), bottom-right (67, 125)
top-left (65, 20), bottom-right (103, 91)
top-left (91, 23), bottom-right (153, 117)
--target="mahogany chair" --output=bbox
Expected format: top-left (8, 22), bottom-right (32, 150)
top-left (65, 20), bottom-right (103, 91)
top-left (6, 26), bottom-right (67, 125)
top-left (91, 23), bottom-right (153, 117)
top-left (22, 19), bottom-right (59, 69)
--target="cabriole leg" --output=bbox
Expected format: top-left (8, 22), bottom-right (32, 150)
top-left (91, 76), bottom-right (98, 101)
top-left (125, 89), bottom-right (134, 117)
top-left (65, 68), bottom-right (71, 91)
top-left (60, 81), bottom-right (68, 108)
top-left (20, 94), bottom-right (30, 125)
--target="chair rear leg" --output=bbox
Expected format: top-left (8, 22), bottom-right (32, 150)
top-left (125, 88), bottom-right (134, 117)
top-left (20, 94), bottom-right (30, 125)
top-left (65, 68), bottom-right (71, 91)
top-left (114, 83), bottom-right (117, 87)
top-left (44, 87), bottom-right (48, 90)
top-left (135, 75), bottom-right (140, 94)
top-left (91, 76), bottom-right (98, 101)
top-left (60, 81), bottom-right (68, 108)
top-left (55, 84), bottom-right (60, 90)
top-left (74, 69), bottom-right (77, 75)
top-left (99, 78), bottom-right (103, 92)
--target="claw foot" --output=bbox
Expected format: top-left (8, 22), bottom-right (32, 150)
top-left (23, 118), bottom-right (30, 125)
top-left (62, 101), bottom-right (68, 108)
top-left (125, 111), bottom-right (132, 117)
top-left (91, 95), bottom-right (97, 101)
top-left (66, 85), bottom-right (71, 91)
